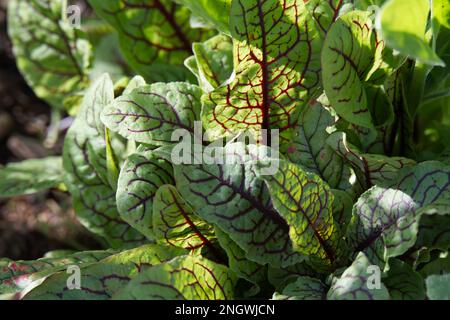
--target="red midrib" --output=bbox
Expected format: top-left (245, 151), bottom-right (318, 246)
top-left (256, 0), bottom-right (270, 134)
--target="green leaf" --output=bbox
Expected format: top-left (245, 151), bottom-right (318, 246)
top-left (377, 0), bottom-right (445, 66)
top-left (273, 276), bottom-right (327, 300)
top-left (101, 82), bottom-right (202, 146)
top-left (0, 157), bottom-right (63, 197)
top-left (327, 132), bottom-right (416, 189)
top-left (286, 102), bottom-right (352, 190)
top-left (419, 254), bottom-right (450, 277)
top-left (186, 34), bottom-right (234, 92)
top-left (432, 0), bottom-right (450, 30)
top-left (305, 0), bottom-right (347, 34)
top-left (267, 262), bottom-right (318, 291)
top-left (331, 189), bottom-right (354, 232)
top-left (87, 0), bottom-right (212, 82)
top-left (116, 147), bottom-right (174, 240)
top-left (63, 74), bottom-right (145, 248)
top-left (348, 161), bottom-right (450, 267)
top-left (348, 186), bottom-right (420, 267)
top-left (322, 10), bottom-right (384, 128)
top-left (383, 259), bottom-right (425, 300)
top-left (7, 0), bottom-right (91, 110)
top-left (425, 274), bottom-right (450, 300)
top-left (202, 0), bottom-right (322, 141)
top-left (413, 205), bottom-right (450, 259)
top-left (0, 250), bottom-right (114, 296)
top-left (113, 255), bottom-right (236, 300)
top-left (174, 0), bottom-right (231, 34)
top-left (175, 142), bottom-right (304, 267)
top-left (23, 245), bottom-right (186, 300)
top-left (153, 184), bottom-right (216, 251)
top-left (215, 227), bottom-right (267, 289)
top-left (255, 159), bottom-right (340, 265)
top-left (327, 252), bottom-right (390, 300)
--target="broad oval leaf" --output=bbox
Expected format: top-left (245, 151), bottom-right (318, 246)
top-left (348, 186), bottom-right (419, 266)
top-left (63, 74), bottom-right (145, 248)
top-left (116, 147), bottom-right (174, 240)
top-left (175, 142), bottom-right (304, 267)
top-left (153, 184), bottom-right (216, 251)
top-left (322, 11), bottom-right (384, 128)
top-left (0, 157), bottom-right (63, 197)
top-left (7, 0), bottom-right (91, 110)
top-left (255, 159), bottom-right (340, 265)
top-left (186, 34), bottom-right (234, 92)
top-left (348, 161), bottom-right (450, 267)
top-left (273, 276), bottom-right (327, 300)
top-left (287, 102), bottom-right (352, 190)
top-left (101, 82), bottom-right (202, 145)
top-left (88, 0), bottom-right (212, 82)
top-left (113, 255), bottom-right (236, 300)
top-left (327, 252), bottom-right (390, 300)
top-left (202, 0), bottom-right (322, 141)
top-left (23, 245), bottom-right (186, 300)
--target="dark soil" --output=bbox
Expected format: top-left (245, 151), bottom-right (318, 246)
top-left (0, 0), bottom-right (102, 261)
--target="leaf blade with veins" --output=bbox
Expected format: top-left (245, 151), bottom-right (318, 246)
top-left (273, 276), bottom-right (327, 300)
top-left (175, 143), bottom-right (304, 267)
top-left (327, 252), bottom-right (390, 300)
top-left (384, 259), bottom-right (425, 300)
top-left (187, 34), bottom-right (234, 92)
top-left (116, 147), bottom-right (174, 240)
top-left (215, 227), bottom-right (267, 289)
top-left (202, 0), bottom-right (322, 141)
top-left (256, 159), bottom-right (340, 265)
top-left (322, 11), bottom-right (384, 128)
top-left (113, 255), bottom-right (236, 300)
top-left (0, 250), bottom-right (115, 296)
top-left (306, 0), bottom-right (347, 34)
top-left (102, 82), bottom-right (202, 145)
top-left (348, 161), bottom-right (450, 267)
top-left (88, 0), bottom-right (212, 82)
top-left (153, 185), bottom-right (215, 251)
top-left (8, 0), bottom-right (91, 110)
top-left (287, 102), bottom-right (351, 190)
top-left (23, 245), bottom-right (186, 300)
top-left (63, 74), bottom-right (145, 248)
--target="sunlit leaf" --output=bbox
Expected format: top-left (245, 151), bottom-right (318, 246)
top-left (377, 0), bottom-right (445, 66)
top-left (7, 0), bottom-right (91, 110)
top-left (202, 0), bottom-right (322, 141)
top-left (322, 10), bottom-right (385, 128)
top-left (113, 255), bottom-right (236, 300)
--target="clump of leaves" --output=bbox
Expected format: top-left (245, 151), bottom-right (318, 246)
top-left (1, 0), bottom-right (449, 300)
